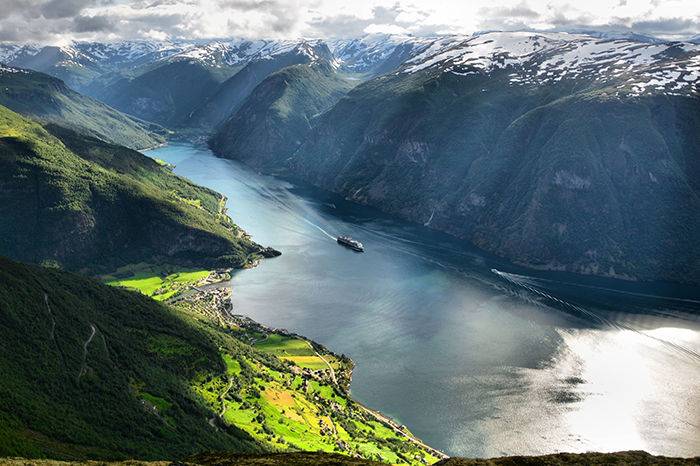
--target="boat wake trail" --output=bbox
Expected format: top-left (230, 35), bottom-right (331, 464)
top-left (224, 179), bottom-right (338, 242)
top-left (492, 269), bottom-right (700, 362)
top-left (301, 217), bottom-right (336, 241)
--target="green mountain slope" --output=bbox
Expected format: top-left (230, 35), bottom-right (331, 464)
top-left (464, 93), bottom-right (700, 284)
top-left (0, 104), bottom-right (270, 274)
top-left (187, 44), bottom-right (335, 131)
top-left (0, 255), bottom-right (442, 464)
top-left (213, 55), bottom-right (700, 284)
top-left (0, 66), bottom-right (167, 150)
top-left (209, 61), bottom-right (355, 171)
top-left (0, 255), bottom-right (263, 459)
top-left (93, 60), bottom-right (237, 128)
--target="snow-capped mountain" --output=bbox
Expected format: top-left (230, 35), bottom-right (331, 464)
top-left (153, 38), bottom-right (334, 67)
top-left (399, 32), bottom-right (700, 96)
top-left (0, 38), bottom-right (337, 72)
top-left (215, 31), bottom-right (700, 285)
top-left (331, 33), bottom-right (433, 75)
top-left (3, 31), bottom-right (700, 77)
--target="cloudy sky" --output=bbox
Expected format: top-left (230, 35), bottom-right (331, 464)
top-left (1, 0), bottom-right (699, 44)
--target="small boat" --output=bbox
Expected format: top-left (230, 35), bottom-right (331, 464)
top-left (337, 235), bottom-right (364, 252)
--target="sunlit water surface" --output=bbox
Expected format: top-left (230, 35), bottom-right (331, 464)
top-left (148, 143), bottom-right (700, 458)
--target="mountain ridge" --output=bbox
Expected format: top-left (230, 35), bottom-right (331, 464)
top-left (212, 31), bottom-right (700, 284)
top-left (0, 64), bottom-right (167, 150)
top-left (0, 104), bottom-right (271, 273)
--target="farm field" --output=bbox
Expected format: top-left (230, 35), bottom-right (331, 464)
top-left (102, 264), bottom-right (211, 300)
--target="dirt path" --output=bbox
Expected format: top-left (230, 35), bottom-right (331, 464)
top-left (219, 378), bottom-right (234, 416)
top-left (77, 324), bottom-right (96, 386)
top-left (299, 339), bottom-right (337, 386)
top-left (44, 293), bottom-right (68, 376)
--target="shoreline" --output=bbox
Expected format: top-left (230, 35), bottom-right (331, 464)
top-left (177, 274), bottom-right (448, 461)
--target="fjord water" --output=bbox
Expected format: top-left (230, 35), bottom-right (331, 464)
top-left (148, 143), bottom-right (700, 458)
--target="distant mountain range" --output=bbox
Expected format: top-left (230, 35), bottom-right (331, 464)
top-left (2, 30), bottom-right (700, 284)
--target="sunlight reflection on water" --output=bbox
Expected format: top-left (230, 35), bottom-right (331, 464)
top-left (147, 143), bottom-right (700, 458)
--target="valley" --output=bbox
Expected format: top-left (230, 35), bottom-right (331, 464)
top-left (145, 142), bottom-right (700, 459)
top-left (1, 28), bottom-right (700, 465)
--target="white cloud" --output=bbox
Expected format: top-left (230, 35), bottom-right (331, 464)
top-left (0, 0), bottom-right (699, 44)
top-left (364, 23), bottom-right (409, 35)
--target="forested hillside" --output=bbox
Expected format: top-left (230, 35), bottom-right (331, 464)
top-left (0, 255), bottom-right (441, 464)
top-left (0, 65), bottom-right (166, 150)
top-left (0, 104), bottom-right (269, 274)
top-left (209, 61), bottom-right (355, 170)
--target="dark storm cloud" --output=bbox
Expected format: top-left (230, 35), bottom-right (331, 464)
top-left (632, 16), bottom-right (699, 34)
top-left (74, 14), bottom-right (115, 32)
top-left (0, 23), bottom-right (20, 41)
top-left (0, 0), bottom-right (35, 20)
top-left (40, 0), bottom-right (97, 19)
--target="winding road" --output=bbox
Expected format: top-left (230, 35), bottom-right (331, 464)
top-left (77, 324), bottom-right (96, 386)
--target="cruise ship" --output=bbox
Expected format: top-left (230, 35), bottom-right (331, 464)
top-left (337, 236), bottom-right (364, 252)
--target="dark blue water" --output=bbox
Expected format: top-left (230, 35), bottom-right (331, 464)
top-left (148, 143), bottom-right (700, 458)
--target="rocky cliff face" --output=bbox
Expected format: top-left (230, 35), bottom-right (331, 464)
top-left (217, 32), bottom-right (700, 284)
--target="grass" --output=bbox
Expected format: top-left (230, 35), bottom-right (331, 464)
top-left (254, 335), bottom-right (330, 370)
top-left (103, 264), bottom-right (209, 301)
top-left (140, 392), bottom-right (175, 423)
top-left (285, 357), bottom-right (330, 371)
top-left (205, 330), bottom-right (438, 464)
top-left (223, 355), bottom-right (242, 375)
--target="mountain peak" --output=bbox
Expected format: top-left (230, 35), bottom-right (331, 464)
top-left (398, 31), bottom-right (700, 97)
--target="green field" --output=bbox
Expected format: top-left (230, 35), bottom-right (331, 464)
top-left (103, 264), bottom-right (209, 300)
top-left (254, 335), bottom-right (331, 370)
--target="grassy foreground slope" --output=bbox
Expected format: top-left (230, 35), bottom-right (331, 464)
top-left (0, 255), bottom-right (263, 459)
top-left (0, 65), bottom-right (167, 150)
top-left (0, 104), bottom-right (271, 274)
top-left (0, 255), bottom-right (441, 464)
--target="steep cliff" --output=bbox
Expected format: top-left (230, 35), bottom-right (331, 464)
top-left (215, 32), bottom-right (700, 284)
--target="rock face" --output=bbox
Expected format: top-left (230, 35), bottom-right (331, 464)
top-left (215, 32), bottom-right (700, 284)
